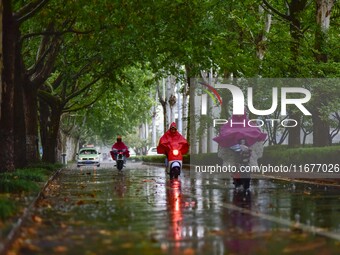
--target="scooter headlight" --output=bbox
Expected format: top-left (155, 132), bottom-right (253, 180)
top-left (173, 149), bottom-right (179, 156)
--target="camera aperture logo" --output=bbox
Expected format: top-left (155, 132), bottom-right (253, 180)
top-left (199, 82), bottom-right (312, 128)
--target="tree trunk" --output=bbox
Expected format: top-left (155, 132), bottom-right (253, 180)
top-left (314, 0), bottom-right (334, 62)
top-left (39, 97), bottom-right (49, 161)
top-left (312, 108), bottom-right (330, 146)
top-left (189, 77), bottom-right (197, 154)
top-left (42, 109), bottom-right (62, 163)
top-left (151, 92), bottom-right (157, 147)
top-left (288, 112), bottom-right (301, 147)
top-left (182, 79), bottom-right (188, 139)
top-left (287, 0), bottom-right (307, 147)
top-left (288, 0), bottom-right (307, 75)
top-left (158, 81), bottom-right (167, 133)
top-left (311, 0), bottom-right (334, 145)
top-left (13, 60), bottom-right (27, 168)
top-left (167, 76), bottom-right (176, 125)
top-left (0, 0), bottom-right (15, 172)
top-left (39, 96), bottom-right (62, 163)
top-left (24, 83), bottom-right (40, 163)
top-left (176, 81), bottom-right (182, 135)
top-left (256, 6), bottom-right (272, 61)
top-left (0, 0), bottom-right (3, 114)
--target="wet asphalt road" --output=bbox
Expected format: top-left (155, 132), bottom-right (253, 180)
top-left (8, 161), bottom-right (340, 255)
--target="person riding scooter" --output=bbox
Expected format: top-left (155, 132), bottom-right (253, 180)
top-left (111, 135), bottom-right (130, 165)
top-left (157, 122), bottom-right (189, 178)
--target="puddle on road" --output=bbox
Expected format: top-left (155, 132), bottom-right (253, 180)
top-left (8, 163), bottom-right (340, 255)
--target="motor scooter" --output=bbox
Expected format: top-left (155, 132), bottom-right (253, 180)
top-left (165, 143), bottom-right (184, 179)
top-left (168, 149), bottom-right (182, 179)
top-left (110, 149), bottom-right (127, 171)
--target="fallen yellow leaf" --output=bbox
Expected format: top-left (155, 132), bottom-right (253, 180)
top-left (76, 200), bottom-right (85, 205)
top-left (31, 215), bottom-right (43, 224)
top-left (53, 246), bottom-right (68, 253)
top-left (183, 248), bottom-right (195, 255)
top-left (121, 243), bottom-right (133, 248)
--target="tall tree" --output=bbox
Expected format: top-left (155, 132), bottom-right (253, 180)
top-left (0, 1), bottom-right (3, 113)
top-left (0, 0), bottom-right (16, 172)
top-left (311, 0), bottom-right (335, 146)
top-left (0, 0), bottom-right (58, 169)
top-left (262, 0), bottom-right (309, 147)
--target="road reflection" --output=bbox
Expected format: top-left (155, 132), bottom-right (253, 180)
top-left (113, 173), bottom-right (127, 198)
top-left (166, 179), bottom-right (183, 253)
top-left (225, 191), bottom-right (257, 254)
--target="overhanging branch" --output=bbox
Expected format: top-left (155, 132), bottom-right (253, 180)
top-left (14, 0), bottom-right (50, 24)
top-left (65, 76), bottom-right (102, 102)
top-left (62, 94), bottom-right (102, 113)
top-left (262, 0), bottom-right (290, 21)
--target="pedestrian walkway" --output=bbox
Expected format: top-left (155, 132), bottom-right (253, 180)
top-left (3, 162), bottom-right (340, 255)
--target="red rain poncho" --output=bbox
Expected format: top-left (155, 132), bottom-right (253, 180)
top-left (157, 122), bottom-right (189, 161)
top-left (213, 114), bottom-right (267, 148)
top-left (111, 141), bottom-right (129, 160)
top-left (111, 141), bottom-right (129, 151)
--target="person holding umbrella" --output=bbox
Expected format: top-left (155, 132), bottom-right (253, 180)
top-left (214, 114), bottom-right (267, 190)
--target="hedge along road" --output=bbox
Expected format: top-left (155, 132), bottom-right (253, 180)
top-left (6, 161), bottom-right (340, 255)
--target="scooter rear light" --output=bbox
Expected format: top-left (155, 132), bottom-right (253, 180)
top-left (173, 149), bottom-right (179, 156)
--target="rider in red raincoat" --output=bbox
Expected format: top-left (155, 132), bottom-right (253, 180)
top-left (157, 122), bottom-right (189, 161)
top-left (111, 135), bottom-right (130, 160)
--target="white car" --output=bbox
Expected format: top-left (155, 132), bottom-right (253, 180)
top-left (147, 147), bottom-right (159, 156)
top-left (77, 148), bottom-right (101, 167)
top-left (128, 148), bottom-right (137, 158)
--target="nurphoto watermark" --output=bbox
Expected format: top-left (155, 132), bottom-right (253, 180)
top-left (189, 78), bottom-right (339, 180)
top-left (199, 79), bottom-right (312, 128)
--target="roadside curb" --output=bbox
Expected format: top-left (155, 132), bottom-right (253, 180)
top-left (0, 167), bottom-right (64, 255)
top-left (252, 174), bottom-right (340, 188)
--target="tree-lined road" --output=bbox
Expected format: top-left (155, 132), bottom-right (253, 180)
top-left (8, 162), bottom-right (340, 255)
